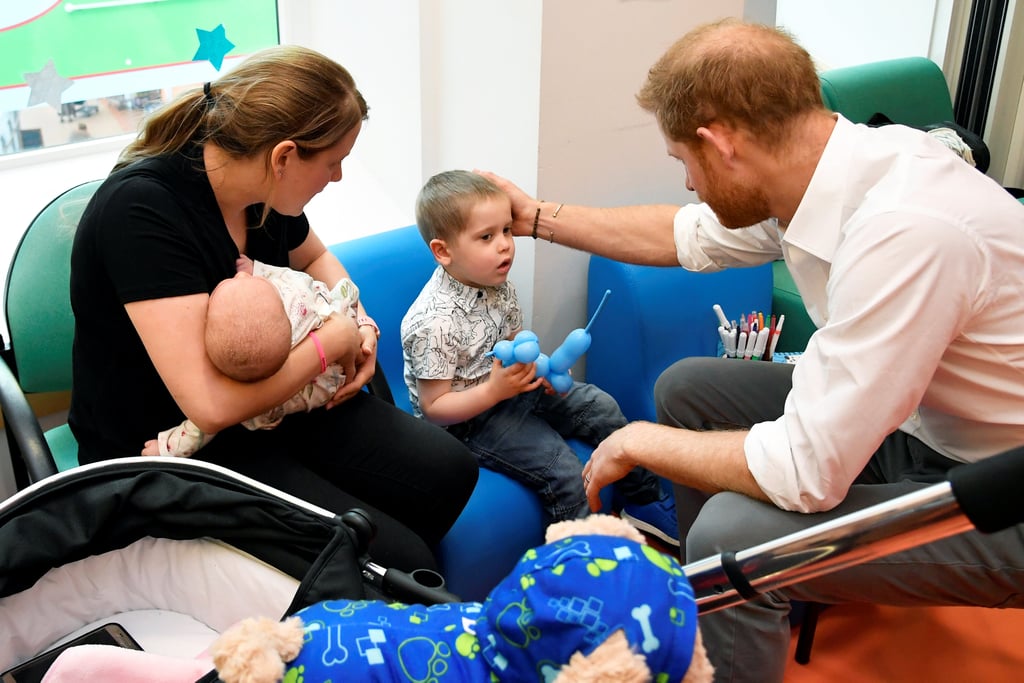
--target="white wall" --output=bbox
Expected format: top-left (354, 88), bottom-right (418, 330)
top-left (286, 1), bottom-right (423, 240)
top-left (419, 0), bottom-right (545, 322)
top-left (776, 0), bottom-right (953, 70)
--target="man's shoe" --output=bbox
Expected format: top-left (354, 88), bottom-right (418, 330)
top-left (620, 491), bottom-right (680, 549)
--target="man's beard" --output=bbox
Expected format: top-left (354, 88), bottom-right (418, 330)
top-left (698, 154), bottom-right (772, 229)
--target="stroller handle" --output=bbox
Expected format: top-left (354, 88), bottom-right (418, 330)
top-left (340, 508), bottom-right (463, 604)
top-left (687, 443), bottom-right (1024, 614)
top-left (948, 443), bottom-right (1024, 533)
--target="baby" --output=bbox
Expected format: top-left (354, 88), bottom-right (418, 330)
top-left (143, 256), bottom-right (360, 457)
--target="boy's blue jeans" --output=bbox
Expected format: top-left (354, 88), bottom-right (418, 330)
top-left (448, 381), bottom-right (662, 521)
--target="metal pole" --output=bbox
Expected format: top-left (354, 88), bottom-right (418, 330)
top-left (685, 482), bottom-right (974, 614)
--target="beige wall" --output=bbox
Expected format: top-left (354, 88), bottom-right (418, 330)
top-left (532, 1), bottom-right (741, 361)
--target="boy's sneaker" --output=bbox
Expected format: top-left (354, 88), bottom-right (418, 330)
top-left (620, 491), bottom-right (680, 549)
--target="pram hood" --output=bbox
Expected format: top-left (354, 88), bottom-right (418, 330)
top-left (0, 457), bottom-right (370, 669)
top-left (0, 457), bottom-right (367, 603)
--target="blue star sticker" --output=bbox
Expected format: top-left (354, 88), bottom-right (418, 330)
top-left (23, 59), bottom-right (74, 110)
top-left (193, 24), bottom-right (235, 71)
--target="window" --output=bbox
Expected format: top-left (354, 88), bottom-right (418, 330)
top-left (0, 0), bottom-right (279, 156)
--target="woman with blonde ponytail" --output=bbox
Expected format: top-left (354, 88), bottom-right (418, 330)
top-left (70, 46), bottom-right (477, 572)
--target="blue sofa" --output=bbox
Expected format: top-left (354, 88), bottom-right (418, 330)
top-left (330, 226), bottom-right (773, 600)
top-left (330, 227), bottom-right (556, 601)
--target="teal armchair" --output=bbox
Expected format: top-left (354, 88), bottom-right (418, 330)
top-left (0, 181), bottom-right (99, 488)
top-left (818, 56), bottom-right (954, 126)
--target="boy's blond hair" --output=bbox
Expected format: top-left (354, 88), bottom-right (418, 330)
top-left (415, 170), bottom-right (506, 244)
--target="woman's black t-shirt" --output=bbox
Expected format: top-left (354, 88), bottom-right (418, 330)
top-left (69, 146), bottom-right (309, 462)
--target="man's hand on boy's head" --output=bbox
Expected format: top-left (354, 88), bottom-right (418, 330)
top-left (488, 358), bottom-right (544, 401)
top-left (475, 170), bottom-right (535, 238)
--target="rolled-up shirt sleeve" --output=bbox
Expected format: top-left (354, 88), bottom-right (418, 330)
top-left (673, 204), bottom-right (783, 271)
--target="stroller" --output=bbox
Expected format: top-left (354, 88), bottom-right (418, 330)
top-left (2, 447), bottom-right (1022, 681)
top-left (0, 457), bottom-right (458, 679)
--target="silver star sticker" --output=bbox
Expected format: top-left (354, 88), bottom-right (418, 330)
top-left (24, 59), bottom-right (75, 110)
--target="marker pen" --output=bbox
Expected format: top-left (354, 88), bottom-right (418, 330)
top-left (737, 331), bottom-right (748, 360)
top-left (768, 314), bottom-right (786, 359)
top-left (718, 325), bottom-right (731, 357)
top-left (713, 304), bottom-right (730, 330)
top-left (743, 330), bottom-right (757, 359)
top-left (751, 327), bottom-right (770, 360)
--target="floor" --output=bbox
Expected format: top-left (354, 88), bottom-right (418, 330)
top-left (639, 532), bottom-right (1024, 681)
top-left (783, 602), bottom-right (1024, 681)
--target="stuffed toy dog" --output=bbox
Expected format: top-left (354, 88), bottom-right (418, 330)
top-left (211, 514), bottom-right (713, 682)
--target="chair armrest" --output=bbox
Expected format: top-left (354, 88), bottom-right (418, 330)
top-left (0, 354), bottom-right (58, 484)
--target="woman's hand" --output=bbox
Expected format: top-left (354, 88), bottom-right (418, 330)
top-left (317, 311), bottom-right (362, 381)
top-left (326, 323), bottom-right (379, 408)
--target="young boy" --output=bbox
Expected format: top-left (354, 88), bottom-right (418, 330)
top-left (143, 257), bottom-right (366, 457)
top-left (400, 170), bottom-right (678, 545)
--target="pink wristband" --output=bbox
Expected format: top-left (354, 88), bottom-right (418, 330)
top-left (308, 331), bottom-right (328, 374)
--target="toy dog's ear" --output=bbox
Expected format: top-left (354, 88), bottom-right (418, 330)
top-left (546, 514), bottom-right (646, 544)
top-left (553, 630), bottom-right (650, 683)
top-left (209, 616), bottom-right (304, 683)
